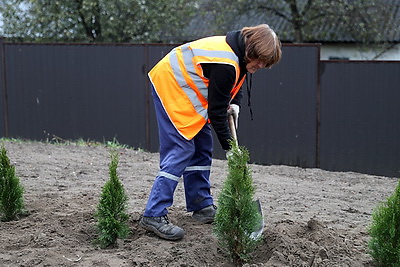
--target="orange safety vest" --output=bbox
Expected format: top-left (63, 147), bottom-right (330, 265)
top-left (149, 36), bottom-right (246, 140)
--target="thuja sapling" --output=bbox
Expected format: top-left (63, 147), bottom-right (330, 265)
top-left (94, 150), bottom-right (130, 248)
top-left (0, 145), bottom-right (5, 211)
top-left (0, 145), bottom-right (25, 221)
top-left (368, 179), bottom-right (400, 266)
top-left (214, 140), bottom-right (262, 266)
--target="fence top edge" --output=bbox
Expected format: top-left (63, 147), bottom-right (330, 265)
top-left (321, 59), bottom-right (400, 63)
top-left (1, 42), bottom-right (176, 47)
top-left (1, 41), bottom-right (320, 48)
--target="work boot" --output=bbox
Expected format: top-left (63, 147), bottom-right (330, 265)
top-left (139, 215), bottom-right (185, 241)
top-left (192, 205), bottom-right (217, 223)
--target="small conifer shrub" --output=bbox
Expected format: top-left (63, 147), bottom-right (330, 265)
top-left (0, 145), bottom-right (25, 221)
top-left (368, 179), bottom-right (400, 266)
top-left (214, 140), bottom-right (262, 266)
top-left (94, 150), bottom-right (130, 248)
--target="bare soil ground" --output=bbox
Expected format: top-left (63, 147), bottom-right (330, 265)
top-left (0, 140), bottom-right (398, 266)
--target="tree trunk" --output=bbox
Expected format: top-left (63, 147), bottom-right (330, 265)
top-left (286, 0), bottom-right (304, 42)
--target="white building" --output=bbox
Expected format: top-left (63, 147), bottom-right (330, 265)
top-left (321, 43), bottom-right (400, 61)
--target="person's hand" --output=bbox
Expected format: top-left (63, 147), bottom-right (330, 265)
top-left (227, 104), bottom-right (240, 129)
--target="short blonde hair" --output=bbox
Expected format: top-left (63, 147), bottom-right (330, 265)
top-left (241, 24), bottom-right (282, 68)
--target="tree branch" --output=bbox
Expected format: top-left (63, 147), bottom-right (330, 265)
top-left (74, 0), bottom-right (95, 41)
top-left (301, 0), bottom-right (314, 17)
top-left (256, 4), bottom-right (290, 21)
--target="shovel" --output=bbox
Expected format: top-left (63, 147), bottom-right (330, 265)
top-left (228, 115), bottom-right (264, 239)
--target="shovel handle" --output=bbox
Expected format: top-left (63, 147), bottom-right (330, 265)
top-left (228, 114), bottom-right (238, 145)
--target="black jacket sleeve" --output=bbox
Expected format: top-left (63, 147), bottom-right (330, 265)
top-left (202, 63), bottom-right (241, 151)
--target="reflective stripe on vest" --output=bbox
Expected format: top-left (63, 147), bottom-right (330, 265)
top-left (149, 36), bottom-right (246, 140)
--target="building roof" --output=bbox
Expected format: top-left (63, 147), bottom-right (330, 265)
top-left (183, 0), bottom-right (400, 44)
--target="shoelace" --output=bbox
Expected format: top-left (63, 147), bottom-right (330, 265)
top-left (161, 215), bottom-right (170, 224)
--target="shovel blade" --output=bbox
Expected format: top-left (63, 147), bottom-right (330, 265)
top-left (250, 199), bottom-right (264, 240)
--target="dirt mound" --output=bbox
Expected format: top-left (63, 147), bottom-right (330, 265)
top-left (0, 140), bottom-right (397, 266)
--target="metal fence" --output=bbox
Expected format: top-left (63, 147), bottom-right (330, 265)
top-left (320, 61), bottom-right (400, 177)
top-left (0, 39), bottom-right (399, 177)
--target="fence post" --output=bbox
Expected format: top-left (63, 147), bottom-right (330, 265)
top-left (0, 37), bottom-right (9, 138)
top-left (316, 44), bottom-right (321, 169)
top-left (144, 44), bottom-right (151, 151)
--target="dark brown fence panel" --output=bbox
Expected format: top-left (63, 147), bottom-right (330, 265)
top-left (320, 61), bottom-right (400, 177)
top-left (213, 45), bottom-right (320, 169)
top-left (0, 38), bottom-right (6, 137)
top-left (4, 43), bottom-right (148, 149)
top-left (3, 41), bottom-right (399, 177)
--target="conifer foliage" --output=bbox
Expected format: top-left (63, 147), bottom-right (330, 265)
top-left (214, 140), bottom-right (262, 265)
top-left (368, 179), bottom-right (400, 266)
top-left (0, 145), bottom-right (25, 221)
top-left (94, 150), bottom-right (130, 248)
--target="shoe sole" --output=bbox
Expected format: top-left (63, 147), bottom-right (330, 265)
top-left (139, 220), bottom-right (184, 241)
top-left (192, 215), bottom-right (214, 224)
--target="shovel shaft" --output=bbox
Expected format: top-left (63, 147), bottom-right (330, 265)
top-left (228, 114), bottom-right (238, 145)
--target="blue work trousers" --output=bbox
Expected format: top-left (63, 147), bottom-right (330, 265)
top-left (143, 86), bottom-right (214, 217)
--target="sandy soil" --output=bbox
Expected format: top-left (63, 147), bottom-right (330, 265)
top-left (0, 140), bottom-right (398, 266)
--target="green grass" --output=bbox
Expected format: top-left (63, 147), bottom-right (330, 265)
top-left (0, 136), bottom-right (136, 150)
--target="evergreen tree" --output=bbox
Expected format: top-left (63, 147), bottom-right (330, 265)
top-left (0, 145), bottom-right (6, 211)
top-left (214, 140), bottom-right (262, 266)
top-left (368, 180), bottom-right (400, 266)
top-left (94, 150), bottom-right (130, 248)
top-left (0, 145), bottom-right (25, 221)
